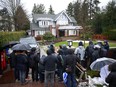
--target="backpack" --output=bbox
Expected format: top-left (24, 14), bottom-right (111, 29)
top-left (28, 53), bottom-right (36, 68)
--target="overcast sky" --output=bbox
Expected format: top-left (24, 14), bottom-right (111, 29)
top-left (21, 0), bottom-right (112, 15)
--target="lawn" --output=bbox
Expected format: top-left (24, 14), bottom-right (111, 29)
top-left (55, 40), bottom-right (116, 48)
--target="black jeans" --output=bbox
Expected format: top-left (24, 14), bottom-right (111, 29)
top-left (32, 67), bottom-right (39, 81)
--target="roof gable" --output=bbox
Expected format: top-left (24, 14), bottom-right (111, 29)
top-left (55, 10), bottom-right (72, 22)
top-left (32, 10), bottom-right (76, 23)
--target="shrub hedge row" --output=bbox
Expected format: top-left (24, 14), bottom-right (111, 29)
top-left (0, 31), bottom-right (26, 47)
top-left (104, 29), bottom-right (116, 40)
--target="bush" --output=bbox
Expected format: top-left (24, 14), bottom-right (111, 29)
top-left (103, 29), bottom-right (116, 40)
top-left (0, 31), bottom-right (26, 47)
top-left (35, 35), bottom-right (42, 41)
top-left (43, 32), bottom-right (55, 41)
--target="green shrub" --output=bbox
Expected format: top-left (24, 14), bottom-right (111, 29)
top-left (43, 32), bottom-right (55, 41)
top-left (0, 31), bottom-right (26, 47)
top-left (103, 29), bottom-right (116, 40)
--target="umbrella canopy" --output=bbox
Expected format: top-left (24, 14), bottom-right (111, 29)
top-left (12, 43), bottom-right (31, 51)
top-left (2, 41), bottom-right (19, 49)
top-left (90, 57), bottom-right (116, 71)
top-left (100, 65), bottom-right (110, 81)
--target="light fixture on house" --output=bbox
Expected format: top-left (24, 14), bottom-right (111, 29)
top-left (67, 40), bottom-right (73, 48)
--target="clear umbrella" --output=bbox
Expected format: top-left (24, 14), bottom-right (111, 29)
top-left (90, 57), bottom-right (116, 71)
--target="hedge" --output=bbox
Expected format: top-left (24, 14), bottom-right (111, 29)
top-left (0, 31), bottom-right (26, 47)
top-left (104, 29), bottom-right (116, 40)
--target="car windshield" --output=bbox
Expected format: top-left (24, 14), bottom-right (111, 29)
top-left (19, 36), bottom-right (38, 45)
top-left (20, 37), bottom-right (36, 44)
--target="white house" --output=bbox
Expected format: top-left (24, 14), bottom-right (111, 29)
top-left (29, 10), bottom-right (82, 37)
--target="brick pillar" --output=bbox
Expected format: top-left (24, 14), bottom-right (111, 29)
top-left (31, 30), bottom-right (35, 36)
top-left (49, 25), bottom-right (52, 33)
top-left (56, 25), bottom-right (59, 37)
top-left (76, 30), bottom-right (79, 36)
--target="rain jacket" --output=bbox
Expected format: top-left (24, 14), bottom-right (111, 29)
top-left (74, 46), bottom-right (85, 61)
top-left (105, 62), bottom-right (116, 87)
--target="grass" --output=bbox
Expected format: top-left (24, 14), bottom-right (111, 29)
top-left (55, 40), bottom-right (116, 83)
top-left (55, 40), bottom-right (116, 48)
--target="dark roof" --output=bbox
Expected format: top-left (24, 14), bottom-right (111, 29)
top-left (33, 14), bottom-right (56, 21)
top-left (30, 23), bottom-right (50, 31)
top-left (32, 11), bottom-right (76, 23)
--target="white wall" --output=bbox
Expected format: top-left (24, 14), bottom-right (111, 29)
top-left (69, 30), bottom-right (76, 35)
top-left (52, 28), bottom-right (56, 36)
top-left (56, 14), bottom-right (68, 25)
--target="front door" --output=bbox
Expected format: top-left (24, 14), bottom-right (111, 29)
top-left (59, 30), bottom-right (65, 37)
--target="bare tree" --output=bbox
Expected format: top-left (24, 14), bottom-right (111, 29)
top-left (0, 0), bottom-right (21, 31)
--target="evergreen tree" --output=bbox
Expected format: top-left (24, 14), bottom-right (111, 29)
top-left (15, 6), bottom-right (30, 31)
top-left (32, 3), bottom-right (46, 14)
top-left (48, 5), bottom-right (54, 14)
top-left (66, 2), bottom-right (74, 17)
top-left (103, 1), bottom-right (116, 29)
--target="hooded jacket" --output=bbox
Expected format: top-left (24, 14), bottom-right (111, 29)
top-left (105, 62), bottom-right (116, 87)
top-left (74, 46), bottom-right (85, 60)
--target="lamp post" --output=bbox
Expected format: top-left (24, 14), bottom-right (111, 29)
top-left (67, 40), bottom-right (73, 48)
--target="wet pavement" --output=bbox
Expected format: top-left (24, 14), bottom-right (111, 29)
top-left (0, 81), bottom-right (65, 87)
top-left (0, 45), bottom-right (65, 87)
top-left (0, 69), bottom-right (65, 87)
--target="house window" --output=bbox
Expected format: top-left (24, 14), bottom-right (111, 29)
top-left (44, 21), bottom-right (45, 25)
top-left (73, 30), bottom-right (76, 34)
top-left (38, 31), bottom-right (40, 35)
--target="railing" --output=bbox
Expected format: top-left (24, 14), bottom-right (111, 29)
top-left (75, 62), bottom-right (89, 86)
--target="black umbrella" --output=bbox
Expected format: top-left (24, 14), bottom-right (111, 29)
top-left (2, 41), bottom-right (19, 49)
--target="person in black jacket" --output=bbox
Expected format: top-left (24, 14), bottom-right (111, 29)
top-left (57, 49), bottom-right (65, 82)
top-left (15, 50), bottom-right (28, 85)
top-left (9, 50), bottom-right (20, 81)
top-left (105, 62), bottom-right (116, 87)
top-left (29, 47), bottom-right (40, 82)
top-left (43, 49), bottom-right (58, 87)
top-left (65, 49), bottom-right (79, 87)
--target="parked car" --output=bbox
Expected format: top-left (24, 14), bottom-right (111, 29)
top-left (19, 36), bottom-right (39, 49)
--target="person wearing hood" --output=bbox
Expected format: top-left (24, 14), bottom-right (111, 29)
top-left (74, 41), bottom-right (85, 68)
top-left (92, 44), bottom-right (100, 62)
top-left (43, 49), bottom-right (58, 87)
top-left (85, 41), bottom-right (94, 69)
top-left (65, 49), bottom-right (78, 87)
top-left (105, 62), bottom-right (116, 87)
top-left (61, 44), bottom-right (68, 55)
top-left (48, 44), bottom-right (55, 54)
top-left (28, 47), bottom-right (40, 82)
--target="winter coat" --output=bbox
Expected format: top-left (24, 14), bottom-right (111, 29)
top-left (9, 52), bottom-right (16, 68)
top-left (74, 46), bottom-right (85, 61)
top-left (65, 49), bottom-right (78, 73)
top-left (15, 53), bottom-right (28, 71)
top-left (105, 62), bottom-right (116, 87)
top-left (92, 48), bottom-right (100, 62)
top-left (85, 44), bottom-right (94, 58)
top-left (43, 53), bottom-right (58, 71)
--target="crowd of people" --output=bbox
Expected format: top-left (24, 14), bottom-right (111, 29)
top-left (9, 40), bottom-right (110, 86)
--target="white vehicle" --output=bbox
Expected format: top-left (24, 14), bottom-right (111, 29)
top-left (19, 36), bottom-right (39, 49)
